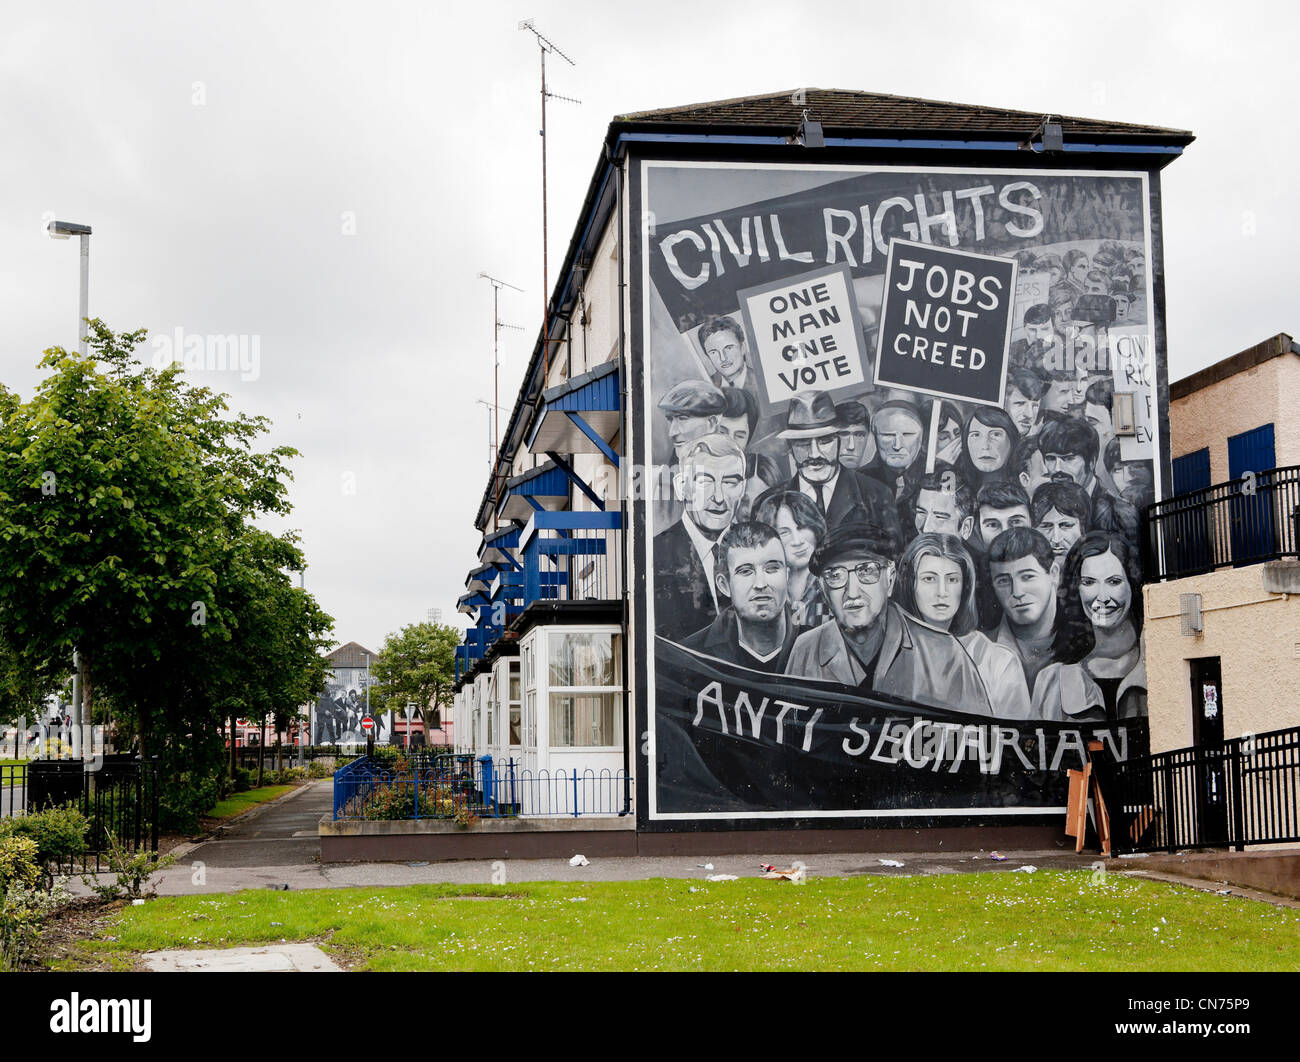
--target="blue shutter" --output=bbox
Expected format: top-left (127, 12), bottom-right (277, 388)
top-left (1227, 424), bottom-right (1277, 563)
top-left (1172, 448), bottom-right (1211, 496)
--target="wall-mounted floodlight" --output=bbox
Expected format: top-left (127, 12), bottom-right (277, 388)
top-left (1027, 117), bottom-right (1064, 153)
top-left (797, 109), bottom-right (825, 149)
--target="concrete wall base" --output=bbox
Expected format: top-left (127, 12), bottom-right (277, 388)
top-left (319, 817), bottom-right (1068, 863)
top-left (1114, 849), bottom-right (1300, 901)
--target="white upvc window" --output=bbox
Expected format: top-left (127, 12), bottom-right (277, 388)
top-left (547, 630), bottom-right (623, 749)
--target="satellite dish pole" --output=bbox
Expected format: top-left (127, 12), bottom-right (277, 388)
top-left (519, 19), bottom-right (579, 381)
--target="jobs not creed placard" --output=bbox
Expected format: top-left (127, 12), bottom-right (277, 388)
top-left (873, 239), bottom-right (1017, 406)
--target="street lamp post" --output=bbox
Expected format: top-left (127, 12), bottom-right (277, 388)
top-left (47, 220), bottom-right (93, 761)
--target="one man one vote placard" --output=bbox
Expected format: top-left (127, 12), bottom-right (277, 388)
top-left (737, 263), bottom-right (872, 409)
top-left (873, 239), bottom-right (1017, 407)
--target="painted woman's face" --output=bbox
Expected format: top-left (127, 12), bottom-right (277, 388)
top-left (774, 505), bottom-right (817, 572)
top-left (967, 418), bottom-right (1012, 473)
top-left (1078, 549), bottom-right (1132, 631)
top-left (914, 554), bottom-right (963, 630)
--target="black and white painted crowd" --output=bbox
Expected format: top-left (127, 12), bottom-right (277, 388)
top-left (651, 239), bottom-right (1154, 727)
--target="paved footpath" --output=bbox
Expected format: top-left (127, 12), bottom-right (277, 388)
top-left (64, 778), bottom-right (1130, 898)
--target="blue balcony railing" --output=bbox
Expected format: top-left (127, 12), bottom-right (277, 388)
top-left (521, 510), bottom-right (622, 604)
top-left (333, 751), bottom-right (629, 820)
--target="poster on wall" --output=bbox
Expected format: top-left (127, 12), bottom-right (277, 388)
top-left (312, 666), bottom-right (389, 746)
top-left (640, 161), bottom-right (1159, 823)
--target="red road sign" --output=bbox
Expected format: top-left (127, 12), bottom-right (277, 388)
top-left (361, 716), bottom-right (375, 732)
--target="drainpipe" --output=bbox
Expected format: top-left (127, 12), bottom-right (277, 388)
top-left (614, 144), bottom-right (632, 817)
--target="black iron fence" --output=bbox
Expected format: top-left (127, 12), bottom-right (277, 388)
top-left (1098, 726), bottom-right (1300, 854)
top-left (1143, 465), bottom-right (1300, 581)
top-left (5, 757), bottom-right (161, 873)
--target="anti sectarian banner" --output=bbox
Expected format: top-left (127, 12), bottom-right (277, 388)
top-left (650, 638), bottom-right (1150, 820)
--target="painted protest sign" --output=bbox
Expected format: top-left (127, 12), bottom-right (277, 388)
top-left (874, 239), bottom-right (1017, 406)
top-left (1110, 327), bottom-right (1157, 461)
top-left (736, 263), bottom-right (870, 408)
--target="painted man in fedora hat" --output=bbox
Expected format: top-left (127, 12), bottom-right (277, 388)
top-left (755, 390), bottom-right (902, 542)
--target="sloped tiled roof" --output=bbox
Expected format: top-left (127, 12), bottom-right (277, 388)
top-left (616, 88), bottom-right (1194, 143)
top-left (325, 641), bottom-right (377, 668)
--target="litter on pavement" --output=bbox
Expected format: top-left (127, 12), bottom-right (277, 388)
top-left (569, 854), bottom-right (590, 867)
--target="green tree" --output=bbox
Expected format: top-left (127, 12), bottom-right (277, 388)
top-left (369, 622), bottom-right (460, 731)
top-left (0, 321), bottom-right (332, 815)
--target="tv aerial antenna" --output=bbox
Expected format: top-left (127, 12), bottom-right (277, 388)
top-left (476, 272), bottom-right (524, 487)
top-left (519, 19), bottom-right (580, 381)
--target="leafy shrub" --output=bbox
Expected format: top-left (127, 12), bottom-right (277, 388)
top-left (1, 879), bottom-right (67, 971)
top-left (0, 836), bottom-right (40, 893)
top-left (80, 829), bottom-right (177, 902)
top-left (307, 760), bottom-right (333, 779)
top-left (0, 805), bottom-right (89, 881)
top-left (157, 770), bottom-right (221, 834)
top-left (278, 766), bottom-right (307, 783)
top-left (231, 767), bottom-right (252, 793)
top-left (354, 776), bottom-right (474, 826)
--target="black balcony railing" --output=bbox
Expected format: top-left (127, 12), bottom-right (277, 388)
top-left (1143, 465), bottom-right (1300, 582)
top-left (1096, 726), bottom-right (1300, 854)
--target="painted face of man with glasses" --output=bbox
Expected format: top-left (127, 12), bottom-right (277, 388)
top-left (821, 552), bottom-right (895, 638)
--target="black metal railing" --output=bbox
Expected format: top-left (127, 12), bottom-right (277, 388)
top-left (1098, 726), bottom-right (1300, 854)
top-left (1143, 465), bottom-right (1300, 581)
top-left (16, 756), bottom-right (161, 873)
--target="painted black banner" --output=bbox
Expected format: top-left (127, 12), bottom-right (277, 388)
top-left (652, 638), bottom-right (1148, 819)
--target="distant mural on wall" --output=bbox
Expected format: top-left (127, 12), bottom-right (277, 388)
top-left (312, 665), bottom-right (389, 746)
top-left (638, 161), bottom-right (1160, 821)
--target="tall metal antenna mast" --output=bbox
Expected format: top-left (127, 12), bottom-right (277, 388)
top-left (519, 19), bottom-right (579, 383)
top-left (476, 272), bottom-right (523, 469)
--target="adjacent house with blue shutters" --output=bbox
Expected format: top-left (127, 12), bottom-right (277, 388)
top-left (1144, 332), bottom-right (1300, 752)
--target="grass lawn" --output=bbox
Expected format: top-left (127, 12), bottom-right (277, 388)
top-left (51, 870), bottom-right (1300, 972)
top-left (205, 785), bottom-right (296, 821)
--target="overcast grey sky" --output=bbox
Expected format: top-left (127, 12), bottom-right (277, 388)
top-left (2, 0), bottom-right (1296, 653)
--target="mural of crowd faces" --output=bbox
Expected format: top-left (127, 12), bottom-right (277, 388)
top-left (935, 407), bottom-right (962, 463)
top-left (676, 443), bottom-right (746, 533)
top-left (1036, 504), bottom-right (1086, 559)
top-left (1018, 445), bottom-right (1053, 498)
top-left (915, 484), bottom-right (973, 539)
top-left (701, 319), bottom-right (749, 385)
top-left (978, 500), bottom-right (1031, 550)
top-left (1004, 382), bottom-right (1040, 436)
top-left (1040, 375), bottom-right (1087, 417)
top-left (1084, 398), bottom-right (1113, 445)
top-left (837, 419), bottom-right (873, 470)
top-left (792, 434), bottom-right (840, 485)
top-left (874, 407), bottom-right (924, 470)
top-left (1078, 546), bottom-right (1132, 632)
top-left (717, 534), bottom-right (789, 624)
top-left (989, 546), bottom-right (1058, 629)
top-left (913, 552), bottom-right (964, 629)
top-left (1066, 250), bottom-right (1090, 290)
top-left (717, 410), bottom-right (751, 450)
top-left (1051, 300), bottom-right (1075, 337)
top-left (966, 411), bottom-right (1015, 477)
top-left (773, 503), bottom-right (818, 572)
top-left (822, 553), bottom-right (895, 634)
top-left (667, 410), bottom-right (718, 459)
top-left (1042, 444), bottom-right (1090, 488)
